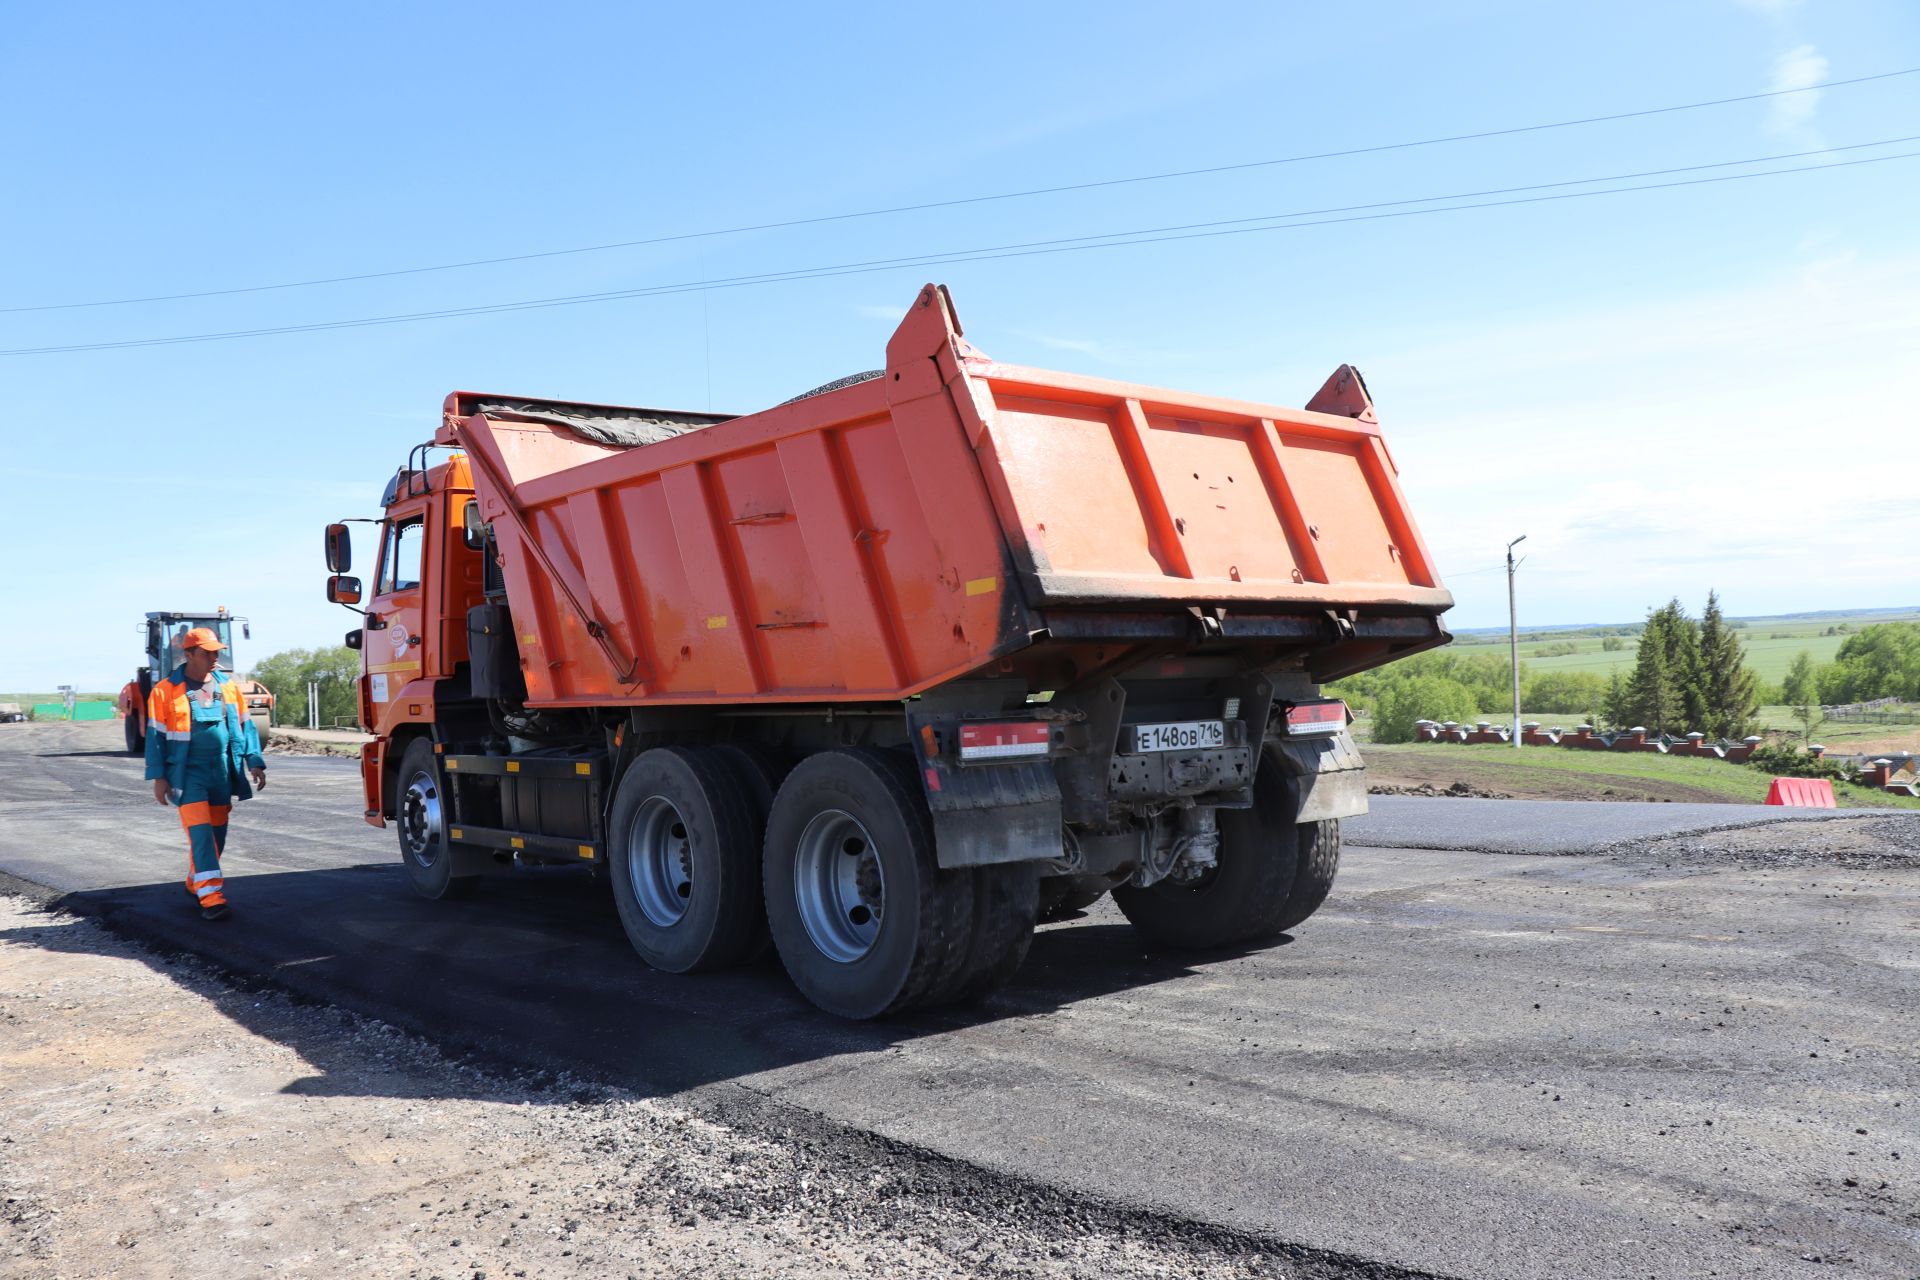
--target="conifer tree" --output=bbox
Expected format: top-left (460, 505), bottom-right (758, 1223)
top-left (1624, 601), bottom-right (1703, 733)
top-left (1600, 670), bottom-right (1632, 730)
top-left (1697, 590), bottom-right (1760, 738)
top-left (1627, 617), bottom-right (1683, 733)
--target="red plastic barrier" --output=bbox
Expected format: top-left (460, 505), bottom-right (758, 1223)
top-left (1764, 777), bottom-right (1837, 808)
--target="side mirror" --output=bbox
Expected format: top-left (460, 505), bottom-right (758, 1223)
top-left (242, 622), bottom-right (251, 640)
top-left (324, 523), bottom-right (352, 573)
top-left (326, 575), bottom-right (363, 606)
top-left (462, 500), bottom-right (486, 549)
top-left (344, 629), bottom-right (363, 651)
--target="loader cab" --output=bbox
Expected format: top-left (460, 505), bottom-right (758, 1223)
top-left (145, 615), bottom-right (235, 679)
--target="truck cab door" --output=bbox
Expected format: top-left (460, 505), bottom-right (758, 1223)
top-left (366, 506), bottom-right (428, 728)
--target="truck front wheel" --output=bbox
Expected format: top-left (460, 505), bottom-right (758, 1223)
top-left (762, 749), bottom-right (975, 1019)
top-left (1112, 755), bottom-right (1340, 949)
top-left (608, 747), bottom-right (762, 974)
top-left (395, 738), bottom-right (474, 901)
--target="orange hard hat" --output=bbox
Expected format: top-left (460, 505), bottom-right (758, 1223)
top-left (182, 627), bottom-right (226, 652)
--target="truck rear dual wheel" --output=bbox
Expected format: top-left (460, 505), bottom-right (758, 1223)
top-left (396, 738), bottom-right (475, 901)
top-left (1112, 753), bottom-right (1341, 949)
top-left (711, 743), bottom-right (795, 961)
top-left (608, 746), bottom-right (764, 974)
top-left (762, 749), bottom-right (1037, 1019)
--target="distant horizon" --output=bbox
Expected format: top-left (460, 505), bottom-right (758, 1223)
top-left (1449, 603), bottom-right (1920, 637)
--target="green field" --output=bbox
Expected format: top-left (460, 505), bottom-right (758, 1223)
top-left (0, 692), bottom-right (116, 703)
top-left (1451, 608), bottom-right (1920, 686)
top-left (1365, 742), bottom-right (1920, 809)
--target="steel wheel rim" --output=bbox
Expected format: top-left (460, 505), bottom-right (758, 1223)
top-left (630, 795), bottom-right (693, 927)
top-left (793, 808), bottom-right (885, 963)
top-left (400, 771), bottom-right (442, 869)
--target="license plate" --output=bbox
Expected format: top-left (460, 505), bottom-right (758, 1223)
top-left (1128, 719), bottom-right (1226, 753)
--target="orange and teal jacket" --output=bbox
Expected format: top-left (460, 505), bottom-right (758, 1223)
top-left (143, 667), bottom-right (267, 798)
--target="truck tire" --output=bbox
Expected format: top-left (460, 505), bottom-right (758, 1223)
top-left (608, 747), bottom-right (763, 974)
top-left (712, 743), bottom-right (793, 818)
top-left (124, 713), bottom-right (143, 757)
top-left (762, 748), bottom-right (974, 1019)
top-left (395, 738), bottom-right (475, 901)
top-left (941, 861), bottom-right (1039, 1005)
top-left (711, 743), bottom-right (795, 961)
top-left (1112, 752), bottom-right (1321, 949)
top-left (1274, 818), bottom-right (1341, 934)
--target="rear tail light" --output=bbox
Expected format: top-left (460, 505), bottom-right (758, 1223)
top-left (1283, 699), bottom-right (1347, 737)
top-left (957, 721), bottom-right (1051, 762)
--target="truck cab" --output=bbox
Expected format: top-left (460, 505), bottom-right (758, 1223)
top-left (328, 458), bottom-right (487, 820)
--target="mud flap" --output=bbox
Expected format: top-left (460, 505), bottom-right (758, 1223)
top-left (918, 758), bottom-right (1062, 869)
top-left (1268, 729), bottom-right (1369, 823)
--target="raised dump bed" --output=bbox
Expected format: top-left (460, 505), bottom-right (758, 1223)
top-left (444, 285), bottom-right (1447, 706)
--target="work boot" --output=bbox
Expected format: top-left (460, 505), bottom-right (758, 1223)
top-left (200, 895), bottom-right (231, 922)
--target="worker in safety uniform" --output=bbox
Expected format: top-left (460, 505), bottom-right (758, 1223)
top-left (144, 627), bottom-right (268, 920)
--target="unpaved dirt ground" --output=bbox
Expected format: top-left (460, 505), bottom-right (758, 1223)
top-left (262, 728), bottom-right (367, 760)
top-left (1363, 746), bottom-right (1740, 803)
top-left (0, 897), bottom-right (1397, 1280)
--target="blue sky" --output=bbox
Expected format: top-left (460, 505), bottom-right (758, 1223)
top-left (2, 1), bottom-right (1915, 690)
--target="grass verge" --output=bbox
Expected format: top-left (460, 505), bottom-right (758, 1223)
top-left (1364, 742), bottom-right (1920, 809)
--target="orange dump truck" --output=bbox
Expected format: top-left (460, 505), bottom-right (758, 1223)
top-left (323, 286), bottom-right (1451, 1018)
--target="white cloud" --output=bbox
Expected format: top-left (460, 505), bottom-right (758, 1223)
top-left (1013, 331), bottom-right (1111, 361)
top-left (1379, 250), bottom-right (1920, 626)
top-left (1767, 44), bottom-right (1828, 137)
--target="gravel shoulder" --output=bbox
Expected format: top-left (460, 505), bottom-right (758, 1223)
top-left (0, 896), bottom-right (1425, 1280)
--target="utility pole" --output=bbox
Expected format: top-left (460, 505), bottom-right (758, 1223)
top-left (1507, 536), bottom-right (1526, 748)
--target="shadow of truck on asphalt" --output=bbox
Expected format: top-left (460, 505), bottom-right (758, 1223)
top-left (7, 863), bottom-right (1287, 1105)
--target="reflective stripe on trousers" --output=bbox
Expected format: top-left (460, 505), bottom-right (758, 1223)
top-left (177, 798), bottom-right (231, 905)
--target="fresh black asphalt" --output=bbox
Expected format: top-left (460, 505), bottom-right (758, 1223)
top-left (1348, 794), bottom-right (1876, 854)
top-left (4, 719), bottom-right (1916, 1279)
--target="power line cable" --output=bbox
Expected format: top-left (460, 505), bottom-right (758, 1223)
top-left (4, 65), bottom-right (1915, 315)
top-left (3, 145), bottom-right (1913, 358)
top-left (857, 136), bottom-right (1916, 259)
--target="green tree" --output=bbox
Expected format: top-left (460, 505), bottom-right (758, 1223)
top-left (1600, 670), bottom-right (1632, 730)
top-left (1781, 650), bottom-right (1825, 747)
top-left (1815, 623), bottom-right (1920, 703)
top-left (1697, 590), bottom-right (1760, 738)
top-left (1372, 675), bottom-right (1482, 744)
top-left (1525, 670), bottom-right (1607, 714)
top-left (1622, 599), bottom-right (1705, 733)
top-left (1328, 650), bottom-right (1516, 722)
top-left (249, 646), bottom-right (361, 729)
